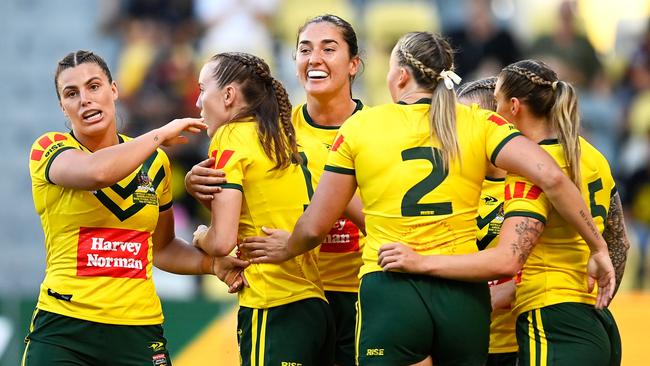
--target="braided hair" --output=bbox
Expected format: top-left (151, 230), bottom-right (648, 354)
top-left (396, 32), bottom-right (459, 170)
top-left (457, 77), bottom-right (497, 111)
top-left (209, 52), bottom-right (300, 169)
top-left (499, 59), bottom-right (581, 186)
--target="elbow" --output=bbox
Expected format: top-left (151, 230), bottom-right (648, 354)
top-left (87, 165), bottom-right (117, 190)
top-left (537, 167), bottom-right (565, 193)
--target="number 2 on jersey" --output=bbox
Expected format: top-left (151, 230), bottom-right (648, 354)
top-left (401, 147), bottom-right (452, 216)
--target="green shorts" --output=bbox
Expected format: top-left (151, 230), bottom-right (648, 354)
top-left (356, 271), bottom-right (491, 366)
top-left (22, 309), bottom-right (171, 366)
top-left (516, 302), bottom-right (621, 366)
top-left (238, 297), bottom-right (335, 366)
top-left (486, 352), bottom-right (517, 366)
top-left (325, 290), bottom-right (357, 366)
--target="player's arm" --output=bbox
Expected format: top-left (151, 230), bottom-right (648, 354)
top-left (378, 216), bottom-right (544, 282)
top-left (344, 194), bottom-right (365, 235)
top-left (194, 189), bottom-right (242, 257)
top-left (184, 157), bottom-right (227, 209)
top-left (490, 280), bottom-right (516, 310)
top-left (49, 118), bottom-right (206, 190)
top-left (602, 192), bottom-right (630, 296)
top-left (153, 208), bottom-right (248, 291)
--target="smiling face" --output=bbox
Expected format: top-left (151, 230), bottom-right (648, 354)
top-left (196, 61), bottom-right (232, 137)
top-left (295, 22), bottom-right (359, 98)
top-left (57, 62), bottom-right (118, 139)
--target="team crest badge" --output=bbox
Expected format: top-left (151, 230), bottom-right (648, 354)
top-left (133, 170), bottom-right (158, 205)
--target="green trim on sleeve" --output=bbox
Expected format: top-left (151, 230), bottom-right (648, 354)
top-left (490, 132), bottom-right (523, 166)
top-left (504, 211), bottom-right (547, 225)
top-left (218, 183), bottom-right (243, 192)
top-left (45, 146), bottom-right (75, 184)
top-left (323, 165), bottom-right (355, 175)
top-left (159, 201), bottom-right (173, 212)
top-left (611, 185), bottom-right (618, 198)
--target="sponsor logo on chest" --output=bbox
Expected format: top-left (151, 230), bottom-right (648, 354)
top-left (77, 227), bottom-right (150, 279)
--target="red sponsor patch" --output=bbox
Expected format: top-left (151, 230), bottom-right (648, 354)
top-left (210, 149), bottom-right (235, 169)
top-left (488, 114), bottom-right (508, 126)
top-left (320, 218), bottom-right (360, 253)
top-left (77, 227), bottom-right (150, 279)
top-left (38, 136), bottom-right (53, 149)
top-left (331, 135), bottom-right (345, 152)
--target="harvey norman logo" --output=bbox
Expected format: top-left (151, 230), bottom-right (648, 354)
top-left (77, 227), bottom-right (150, 279)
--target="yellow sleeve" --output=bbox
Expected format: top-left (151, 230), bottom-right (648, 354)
top-left (156, 149), bottom-right (174, 211)
top-left (323, 116), bottom-right (357, 175)
top-left (503, 173), bottom-right (551, 224)
top-left (480, 111), bottom-right (524, 165)
top-left (29, 132), bottom-right (78, 185)
top-left (208, 125), bottom-right (248, 191)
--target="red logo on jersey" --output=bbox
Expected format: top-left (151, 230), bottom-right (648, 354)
top-left (30, 134), bottom-right (68, 161)
top-left (488, 114), bottom-right (508, 126)
top-left (504, 182), bottom-right (542, 201)
top-left (210, 149), bottom-right (235, 169)
top-left (77, 227), bottom-right (149, 279)
top-left (331, 135), bottom-right (345, 152)
top-left (320, 218), bottom-right (360, 253)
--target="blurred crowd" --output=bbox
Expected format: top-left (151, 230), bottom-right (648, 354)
top-left (97, 0), bottom-right (650, 290)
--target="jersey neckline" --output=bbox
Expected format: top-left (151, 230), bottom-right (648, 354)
top-left (302, 99), bottom-right (364, 130)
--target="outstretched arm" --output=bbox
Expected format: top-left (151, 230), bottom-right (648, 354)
top-left (378, 216), bottom-right (544, 282)
top-left (286, 171), bottom-right (358, 258)
top-left (49, 118), bottom-right (206, 190)
top-left (602, 192), bottom-right (630, 297)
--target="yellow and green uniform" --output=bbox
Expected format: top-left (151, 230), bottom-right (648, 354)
top-left (326, 100), bottom-right (521, 277)
top-left (208, 119), bottom-right (325, 308)
top-left (293, 100), bottom-right (366, 293)
top-left (326, 99), bottom-right (522, 365)
top-left (209, 119), bottom-right (334, 365)
top-left (504, 138), bottom-right (615, 315)
top-left (477, 177), bottom-right (519, 359)
top-left (29, 132), bottom-right (171, 326)
top-left (504, 137), bottom-right (621, 366)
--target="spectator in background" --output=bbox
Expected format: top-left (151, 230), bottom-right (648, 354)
top-left (446, 0), bottom-right (521, 80)
top-left (194, 0), bottom-right (278, 66)
top-left (528, 0), bottom-right (602, 89)
top-left (623, 145), bottom-right (650, 289)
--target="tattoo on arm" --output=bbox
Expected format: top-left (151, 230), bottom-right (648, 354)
top-left (579, 209), bottom-right (602, 241)
top-left (154, 135), bottom-right (159, 142)
top-left (602, 193), bottom-right (630, 294)
top-left (510, 218), bottom-right (545, 264)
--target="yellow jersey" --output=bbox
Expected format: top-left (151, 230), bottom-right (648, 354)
top-left (293, 100), bottom-right (366, 292)
top-left (504, 137), bottom-right (615, 316)
top-left (29, 132), bottom-right (171, 325)
top-left (477, 177), bottom-right (518, 353)
top-left (209, 119), bottom-right (325, 308)
top-left (325, 99), bottom-right (522, 277)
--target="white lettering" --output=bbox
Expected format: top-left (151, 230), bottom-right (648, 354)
top-left (89, 237), bottom-right (142, 255)
top-left (322, 233), bottom-right (351, 244)
top-left (87, 254), bottom-right (143, 269)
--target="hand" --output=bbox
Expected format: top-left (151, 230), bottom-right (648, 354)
top-left (212, 255), bottom-right (250, 293)
top-left (587, 250), bottom-right (615, 308)
top-left (239, 227), bottom-right (291, 264)
top-left (377, 243), bottom-right (426, 274)
top-left (158, 118), bottom-right (207, 146)
top-left (185, 158), bottom-right (227, 201)
top-left (192, 225), bottom-right (208, 248)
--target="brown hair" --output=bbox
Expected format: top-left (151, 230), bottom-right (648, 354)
top-left (499, 59), bottom-right (581, 186)
top-left (457, 77), bottom-right (497, 111)
top-left (54, 50), bottom-right (112, 101)
top-left (209, 52), bottom-right (300, 169)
